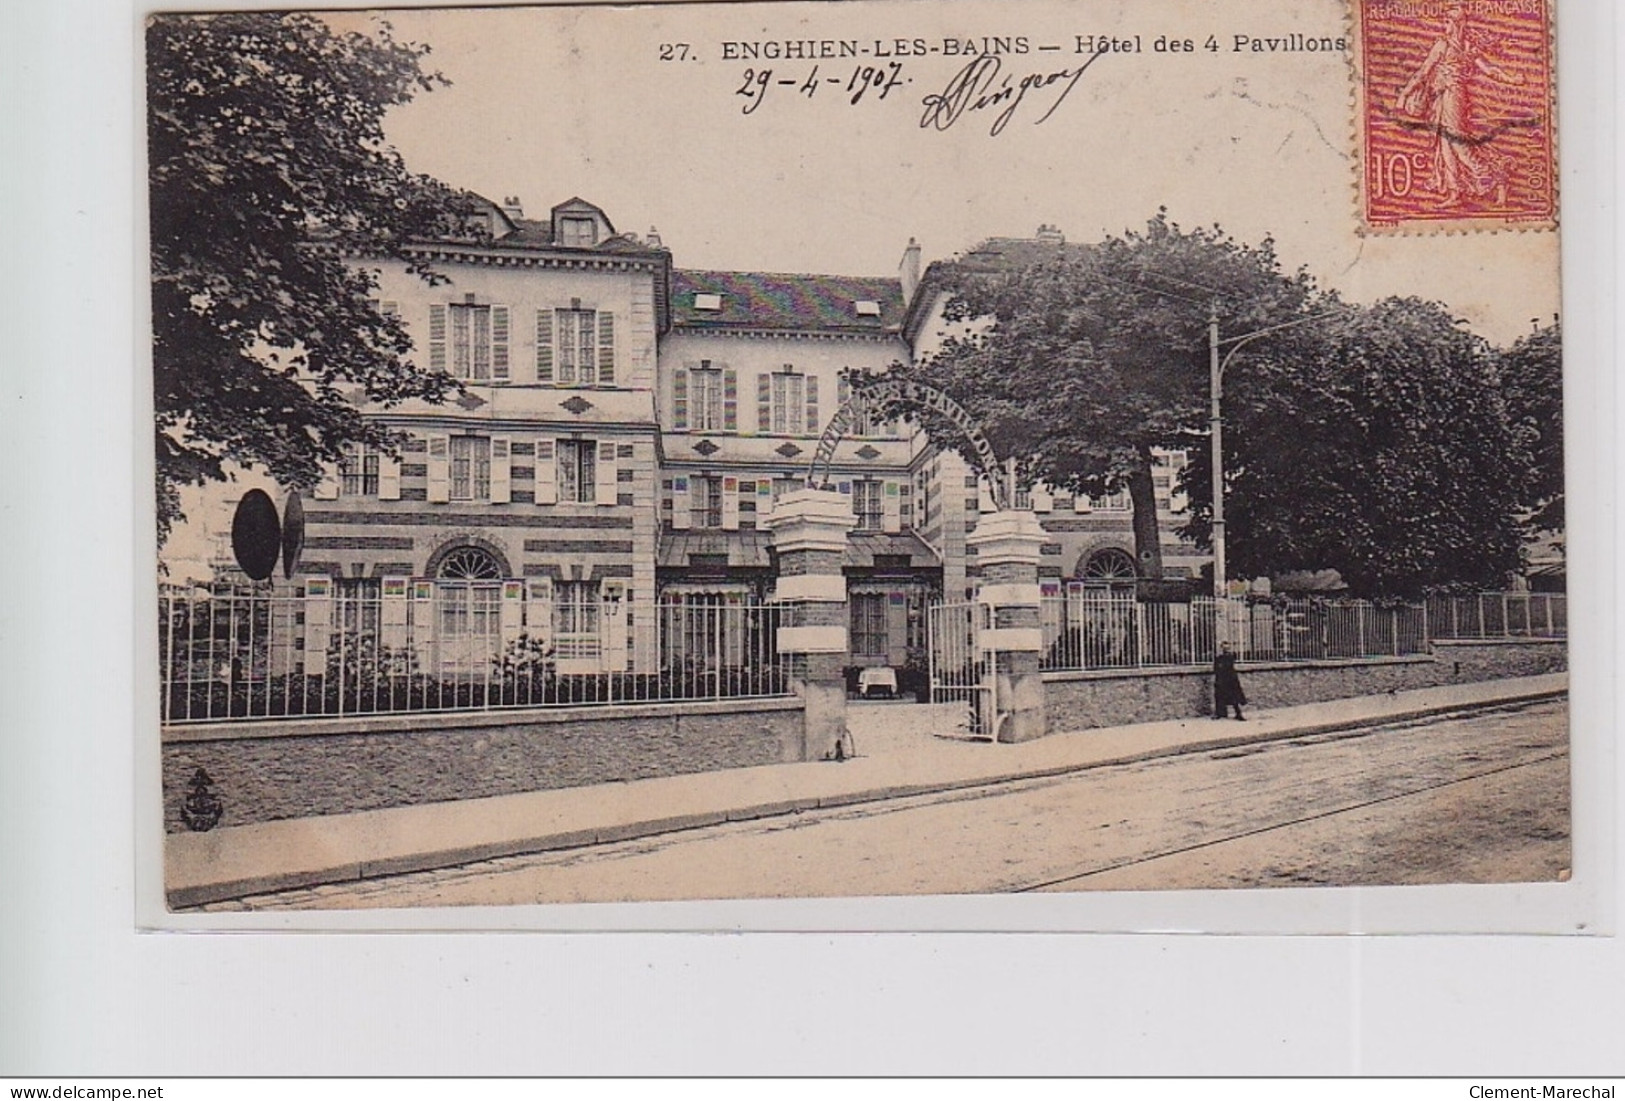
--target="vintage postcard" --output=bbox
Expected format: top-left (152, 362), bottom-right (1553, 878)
top-left (142, 0), bottom-right (1582, 929)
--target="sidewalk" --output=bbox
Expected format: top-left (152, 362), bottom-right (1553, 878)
top-left (165, 673), bottom-right (1567, 908)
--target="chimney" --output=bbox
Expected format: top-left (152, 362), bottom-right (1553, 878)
top-left (1034, 224), bottom-right (1065, 244)
top-left (501, 195), bottom-right (524, 219)
top-left (899, 237), bottom-right (922, 305)
top-left (647, 225), bottom-right (664, 248)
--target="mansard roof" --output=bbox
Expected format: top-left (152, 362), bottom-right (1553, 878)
top-left (672, 269), bottom-right (905, 336)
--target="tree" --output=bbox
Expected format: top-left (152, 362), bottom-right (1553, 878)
top-left (1180, 297), bottom-right (1531, 598)
top-left (1498, 319), bottom-right (1564, 535)
top-left (897, 212), bottom-right (1315, 579)
top-left (148, 12), bottom-right (470, 543)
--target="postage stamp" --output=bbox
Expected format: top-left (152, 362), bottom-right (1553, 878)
top-left (1355, 0), bottom-right (1555, 231)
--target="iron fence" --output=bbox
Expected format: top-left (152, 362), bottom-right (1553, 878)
top-left (1040, 594), bottom-right (1438, 673)
top-left (159, 582), bottom-right (789, 723)
top-left (1425, 592), bottom-right (1567, 640)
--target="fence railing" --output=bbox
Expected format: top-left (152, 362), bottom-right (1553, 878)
top-left (1425, 592), bottom-right (1567, 641)
top-left (160, 583), bottom-right (789, 723)
top-left (1038, 594), bottom-right (1514, 673)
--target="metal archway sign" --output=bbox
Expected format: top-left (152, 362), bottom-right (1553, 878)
top-left (806, 378), bottom-right (1007, 510)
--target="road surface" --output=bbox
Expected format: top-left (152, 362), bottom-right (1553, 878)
top-left (212, 699), bottom-right (1569, 909)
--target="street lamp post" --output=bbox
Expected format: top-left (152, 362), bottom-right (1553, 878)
top-left (1208, 306), bottom-right (1347, 639)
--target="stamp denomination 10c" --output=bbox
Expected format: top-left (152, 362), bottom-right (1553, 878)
top-left (1356, 0), bottom-right (1555, 231)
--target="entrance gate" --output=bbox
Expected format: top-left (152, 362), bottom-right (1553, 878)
top-left (925, 600), bottom-right (1000, 739)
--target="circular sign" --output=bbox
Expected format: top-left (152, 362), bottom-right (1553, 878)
top-left (230, 489), bottom-right (282, 581)
top-left (281, 491), bottom-right (305, 580)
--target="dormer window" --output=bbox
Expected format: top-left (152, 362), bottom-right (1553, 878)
top-left (694, 293), bottom-right (723, 311)
top-left (854, 300), bottom-right (882, 317)
top-left (559, 216), bottom-right (597, 247)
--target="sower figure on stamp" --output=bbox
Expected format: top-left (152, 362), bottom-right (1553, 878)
top-left (1212, 641), bottom-right (1246, 721)
top-left (1396, 6), bottom-right (1524, 207)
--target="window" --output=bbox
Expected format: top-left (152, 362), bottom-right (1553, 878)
top-left (429, 302), bottom-right (508, 381)
top-left (559, 217), bottom-right (597, 247)
top-left (437, 583), bottom-right (500, 638)
top-left (853, 481), bottom-right (883, 531)
top-left (449, 437), bottom-right (490, 502)
top-left (336, 578), bottom-right (381, 633)
top-left (555, 581), bottom-right (601, 632)
top-left (771, 371), bottom-right (805, 434)
top-left (557, 309), bottom-right (597, 385)
top-left (693, 475), bottom-right (724, 529)
top-left (340, 444), bottom-right (379, 496)
top-left (691, 364), bottom-right (724, 431)
top-left (451, 304), bottom-right (491, 380)
top-left (851, 594), bottom-right (888, 658)
top-left (771, 476), bottom-right (802, 506)
top-left (557, 439), bottom-right (598, 504)
top-left (1091, 489), bottom-right (1131, 511)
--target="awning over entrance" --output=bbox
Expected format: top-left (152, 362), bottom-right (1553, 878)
top-left (845, 532), bottom-right (941, 570)
top-left (656, 530), bottom-right (941, 572)
top-left (657, 530), bottom-right (773, 570)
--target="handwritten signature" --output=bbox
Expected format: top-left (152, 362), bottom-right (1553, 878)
top-left (919, 51), bottom-right (1105, 137)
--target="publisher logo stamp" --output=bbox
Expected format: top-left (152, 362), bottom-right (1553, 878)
top-left (1356, 0), bottom-right (1554, 231)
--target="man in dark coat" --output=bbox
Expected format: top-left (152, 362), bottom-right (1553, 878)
top-left (1213, 641), bottom-right (1246, 720)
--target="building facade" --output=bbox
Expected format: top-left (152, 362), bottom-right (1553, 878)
top-left (274, 196), bottom-right (1207, 681)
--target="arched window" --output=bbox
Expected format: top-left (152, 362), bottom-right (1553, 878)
top-left (1080, 548), bottom-right (1138, 592)
top-left (436, 546), bottom-right (503, 580)
top-left (434, 545), bottom-right (504, 640)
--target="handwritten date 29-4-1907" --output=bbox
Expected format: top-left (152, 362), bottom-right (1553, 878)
top-left (736, 61), bottom-right (906, 114)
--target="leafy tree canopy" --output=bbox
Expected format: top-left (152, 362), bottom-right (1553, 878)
top-left (148, 12), bottom-right (470, 543)
top-left (894, 211), bottom-right (1316, 577)
top-left (1179, 297), bottom-right (1532, 598)
top-left (1498, 319), bottom-right (1564, 534)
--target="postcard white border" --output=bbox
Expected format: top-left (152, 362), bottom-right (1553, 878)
top-left (5, 0), bottom-right (1618, 1073)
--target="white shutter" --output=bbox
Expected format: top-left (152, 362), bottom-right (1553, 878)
top-left (671, 475), bottom-right (691, 530)
top-left (672, 367), bottom-right (689, 430)
top-left (489, 436), bottom-right (511, 504)
top-left (1072, 491), bottom-right (1092, 514)
top-left (378, 453), bottom-right (401, 501)
top-left (722, 476), bottom-right (740, 530)
top-left (535, 309), bottom-right (554, 384)
top-left (534, 438), bottom-right (557, 505)
top-left (805, 375), bottom-right (820, 433)
top-left (1031, 483), bottom-right (1054, 513)
top-left (302, 576), bottom-right (332, 675)
top-left (491, 305), bottom-right (510, 382)
top-left (380, 576), bottom-right (409, 649)
top-left (426, 435), bottom-right (450, 503)
top-left (883, 479), bottom-right (902, 533)
top-left (756, 476), bottom-right (775, 521)
top-left (428, 304), bottom-right (447, 373)
top-left (596, 440), bottom-right (619, 506)
top-left (500, 579), bottom-right (524, 644)
top-left (313, 462), bottom-right (339, 500)
top-left (597, 311), bottom-right (616, 386)
top-left (525, 578), bottom-right (554, 646)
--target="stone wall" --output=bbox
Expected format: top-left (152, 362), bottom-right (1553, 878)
top-left (162, 698), bottom-right (804, 832)
top-left (1043, 639), bottom-right (1566, 732)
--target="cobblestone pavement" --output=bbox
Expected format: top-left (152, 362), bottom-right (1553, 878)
top-left (205, 699), bottom-right (1567, 910)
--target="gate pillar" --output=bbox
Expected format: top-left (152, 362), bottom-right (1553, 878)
top-left (765, 487), bottom-right (856, 762)
top-left (968, 510), bottom-right (1049, 743)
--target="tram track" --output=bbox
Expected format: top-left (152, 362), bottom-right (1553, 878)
top-left (1011, 748), bottom-right (1568, 893)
